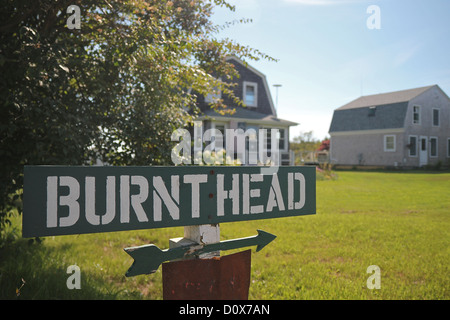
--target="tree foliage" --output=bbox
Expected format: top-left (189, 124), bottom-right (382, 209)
top-left (290, 131), bottom-right (321, 153)
top-left (0, 0), bottom-right (274, 232)
top-left (289, 131), bottom-right (321, 165)
top-left (317, 139), bottom-right (330, 151)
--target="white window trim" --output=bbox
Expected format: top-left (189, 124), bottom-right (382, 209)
top-left (384, 135), bottom-right (396, 152)
top-left (243, 81), bottom-right (258, 107)
top-left (432, 108), bottom-right (440, 127)
top-left (447, 138), bottom-right (450, 158)
top-left (205, 89), bottom-right (222, 104)
top-left (278, 127), bottom-right (288, 152)
top-left (408, 135), bottom-right (418, 157)
top-left (412, 105), bottom-right (421, 125)
top-left (429, 136), bottom-right (438, 158)
top-left (261, 126), bottom-right (288, 152)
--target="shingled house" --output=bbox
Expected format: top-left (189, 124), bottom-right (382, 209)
top-left (329, 85), bottom-right (450, 168)
top-left (196, 56), bottom-right (298, 165)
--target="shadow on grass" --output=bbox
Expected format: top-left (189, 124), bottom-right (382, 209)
top-left (0, 238), bottom-right (136, 300)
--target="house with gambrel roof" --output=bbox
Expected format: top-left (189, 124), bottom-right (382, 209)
top-left (329, 85), bottom-right (450, 168)
top-left (197, 56), bottom-right (298, 165)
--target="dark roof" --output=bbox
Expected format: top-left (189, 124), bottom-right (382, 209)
top-left (196, 56), bottom-right (297, 127)
top-left (200, 107), bottom-right (298, 126)
top-left (225, 56), bottom-right (277, 116)
top-left (329, 85), bottom-right (436, 133)
top-left (329, 102), bottom-right (408, 132)
top-left (337, 85), bottom-right (435, 110)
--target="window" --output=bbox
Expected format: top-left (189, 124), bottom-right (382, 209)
top-left (211, 122), bottom-right (226, 152)
top-left (368, 106), bottom-right (376, 117)
top-left (384, 135), bottom-right (396, 152)
top-left (245, 125), bottom-right (259, 161)
top-left (261, 127), bottom-right (286, 151)
top-left (237, 122), bottom-right (246, 131)
top-left (205, 79), bottom-right (221, 104)
top-left (421, 137), bottom-right (427, 152)
top-left (413, 106), bottom-right (421, 124)
top-left (243, 81), bottom-right (257, 107)
top-left (278, 129), bottom-right (286, 150)
top-left (205, 90), bottom-right (221, 104)
top-left (447, 138), bottom-right (450, 158)
top-left (263, 127), bottom-right (272, 150)
top-left (430, 137), bottom-right (438, 157)
top-left (408, 136), bottom-right (417, 157)
top-left (432, 108), bottom-right (440, 127)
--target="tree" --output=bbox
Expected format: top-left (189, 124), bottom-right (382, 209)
top-left (0, 0), bottom-right (274, 233)
top-left (290, 131), bottom-right (321, 165)
top-left (317, 139), bottom-right (330, 151)
top-left (290, 131), bottom-right (320, 151)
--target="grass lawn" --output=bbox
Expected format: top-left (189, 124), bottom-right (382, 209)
top-left (0, 170), bottom-right (449, 299)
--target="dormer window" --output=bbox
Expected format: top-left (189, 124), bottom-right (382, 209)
top-left (204, 89), bottom-right (221, 104)
top-left (243, 81), bottom-right (258, 107)
top-left (205, 79), bottom-right (222, 104)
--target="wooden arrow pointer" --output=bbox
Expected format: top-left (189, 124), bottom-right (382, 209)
top-left (124, 230), bottom-right (276, 277)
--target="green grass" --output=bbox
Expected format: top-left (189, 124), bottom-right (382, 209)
top-left (1, 171), bottom-right (449, 299)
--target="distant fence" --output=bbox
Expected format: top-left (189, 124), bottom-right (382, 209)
top-left (293, 151), bottom-right (329, 166)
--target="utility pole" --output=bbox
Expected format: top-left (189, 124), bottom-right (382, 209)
top-left (273, 84), bottom-right (282, 110)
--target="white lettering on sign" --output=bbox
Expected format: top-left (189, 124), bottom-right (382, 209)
top-left (242, 174), bottom-right (264, 215)
top-left (120, 175), bottom-right (149, 223)
top-left (45, 172), bottom-right (306, 228)
top-left (47, 176), bottom-right (80, 228)
top-left (217, 174), bottom-right (239, 216)
top-left (266, 173), bottom-right (285, 212)
top-left (85, 176), bottom-right (115, 225)
top-left (183, 174), bottom-right (208, 218)
top-left (153, 175), bottom-right (179, 221)
top-left (288, 172), bottom-right (306, 210)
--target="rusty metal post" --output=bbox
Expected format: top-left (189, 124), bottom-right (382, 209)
top-left (163, 223), bottom-right (251, 300)
top-left (162, 249), bottom-right (251, 300)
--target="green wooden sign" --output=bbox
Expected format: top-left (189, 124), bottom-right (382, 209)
top-left (23, 165), bottom-right (315, 237)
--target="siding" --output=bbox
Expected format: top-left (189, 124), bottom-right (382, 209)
top-left (404, 86), bottom-right (450, 166)
top-left (329, 85), bottom-right (450, 167)
top-left (330, 130), bottom-right (405, 166)
top-left (224, 58), bottom-right (274, 115)
top-left (196, 58), bottom-right (275, 116)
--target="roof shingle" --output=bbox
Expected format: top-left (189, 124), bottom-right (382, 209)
top-left (337, 85), bottom-right (435, 110)
top-left (329, 85), bottom-right (437, 133)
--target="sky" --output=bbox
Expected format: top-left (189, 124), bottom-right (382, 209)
top-left (211, 0), bottom-right (450, 140)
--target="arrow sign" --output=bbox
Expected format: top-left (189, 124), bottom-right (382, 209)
top-left (124, 230), bottom-right (276, 277)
